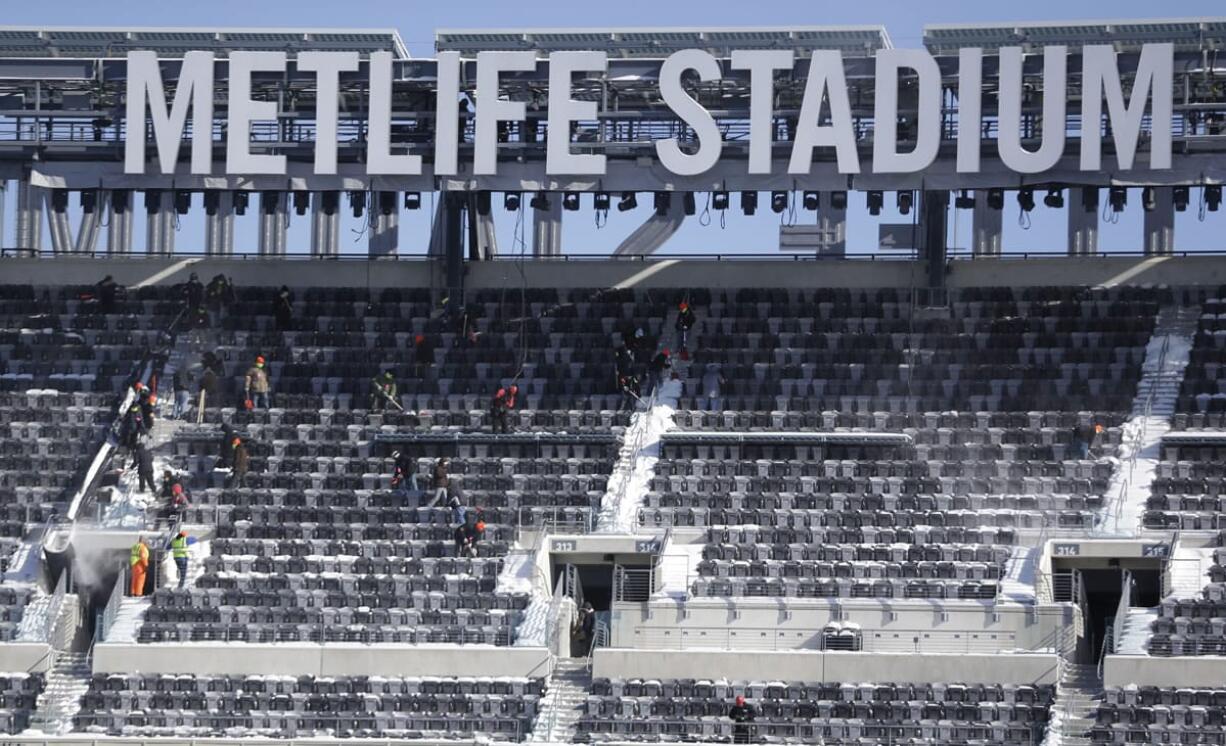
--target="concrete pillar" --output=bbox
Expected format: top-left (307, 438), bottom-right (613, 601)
top-left (15, 181), bottom-right (43, 253)
top-left (46, 189), bottom-right (73, 255)
top-left (1068, 188), bottom-right (1099, 256)
top-left (1143, 187), bottom-right (1175, 256)
top-left (817, 192), bottom-right (847, 256)
top-left (106, 190), bottom-right (133, 255)
top-left (204, 191), bottom-right (235, 256)
top-left (369, 191), bottom-right (399, 258)
top-left (145, 191), bottom-right (175, 256)
top-left (311, 191), bottom-right (340, 257)
top-left (971, 190), bottom-right (1002, 257)
top-left (0, 182), bottom-right (7, 250)
top-left (532, 196), bottom-right (563, 257)
top-left (258, 191), bottom-right (288, 256)
top-left (74, 191), bottom-right (104, 254)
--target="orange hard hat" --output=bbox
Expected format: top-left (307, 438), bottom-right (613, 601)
top-left (475, 521), bottom-right (486, 532)
top-left (172, 484), bottom-right (183, 495)
top-left (679, 302), bottom-right (688, 310)
top-left (414, 334), bottom-right (425, 344)
top-left (662, 348), bottom-right (671, 356)
top-left (134, 382), bottom-right (145, 391)
top-left (255, 355), bottom-right (265, 365)
top-left (735, 695), bottom-right (745, 706)
top-left (232, 437), bottom-right (241, 446)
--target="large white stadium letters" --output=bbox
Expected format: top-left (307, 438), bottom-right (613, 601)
top-left (123, 44), bottom-right (1177, 177)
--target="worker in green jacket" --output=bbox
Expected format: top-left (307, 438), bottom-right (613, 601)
top-left (166, 531), bottom-right (194, 589)
top-left (369, 370), bottom-right (400, 411)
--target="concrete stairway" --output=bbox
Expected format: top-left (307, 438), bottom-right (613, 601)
top-left (528, 658), bottom-right (591, 744)
top-left (28, 652), bottom-right (90, 735)
top-left (1115, 607), bottom-right (1159, 655)
top-left (1042, 663), bottom-right (1103, 746)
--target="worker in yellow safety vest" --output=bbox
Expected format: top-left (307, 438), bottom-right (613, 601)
top-left (167, 531), bottom-right (193, 589)
top-left (129, 538), bottom-right (149, 596)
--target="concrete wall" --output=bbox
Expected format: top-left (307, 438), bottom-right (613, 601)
top-left (1104, 654), bottom-right (1226, 688)
top-left (593, 648), bottom-right (1058, 685)
top-left (0, 643), bottom-right (52, 674)
top-left (611, 598), bottom-right (1069, 655)
top-left (93, 642), bottom-right (552, 679)
top-left (7, 254), bottom-right (1226, 292)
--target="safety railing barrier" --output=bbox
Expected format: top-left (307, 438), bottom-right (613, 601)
top-left (607, 386), bottom-right (660, 535)
top-left (1051, 569), bottom-right (1078, 604)
top-left (577, 720), bottom-right (1046, 745)
top-left (624, 626), bottom-right (1028, 655)
top-left (649, 527), bottom-right (674, 594)
top-left (96, 563), bottom-right (127, 645)
top-left (1105, 571), bottom-right (1135, 672)
top-left (613, 566), bottom-right (652, 604)
top-left (1161, 554), bottom-right (1209, 600)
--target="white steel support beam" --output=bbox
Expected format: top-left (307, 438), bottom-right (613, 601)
top-left (971, 190), bottom-right (1002, 257)
top-left (106, 191), bottom-right (133, 255)
top-left (1068, 188), bottom-right (1099, 256)
top-left (532, 198), bottom-right (563, 257)
top-left (15, 181), bottom-right (43, 253)
top-left (204, 191), bottom-right (235, 256)
top-left (74, 191), bottom-right (105, 254)
top-left (258, 191), bottom-right (288, 256)
top-left (1143, 187), bottom-right (1175, 256)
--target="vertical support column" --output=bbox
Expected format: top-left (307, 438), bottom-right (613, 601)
top-left (1143, 187), bottom-right (1175, 256)
top-left (74, 190), bottom-right (104, 254)
top-left (46, 189), bottom-right (73, 255)
top-left (0, 181), bottom-right (7, 251)
top-left (470, 208), bottom-right (499, 259)
top-left (921, 190), bottom-right (950, 300)
top-left (971, 190), bottom-right (1002, 257)
top-left (441, 192), bottom-right (466, 315)
top-left (532, 195), bottom-right (563, 257)
top-left (817, 192), bottom-right (847, 256)
top-left (1068, 188), bottom-right (1099, 256)
top-left (258, 191), bottom-right (288, 256)
top-left (106, 190), bottom-right (133, 255)
top-left (369, 191), bottom-right (399, 258)
top-left (145, 191), bottom-right (175, 256)
top-left (204, 191), bottom-right (235, 256)
top-left (311, 191), bottom-right (340, 257)
top-left (15, 181), bottom-right (43, 253)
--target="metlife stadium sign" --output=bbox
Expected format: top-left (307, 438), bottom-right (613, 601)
top-left (123, 44), bottom-right (1174, 178)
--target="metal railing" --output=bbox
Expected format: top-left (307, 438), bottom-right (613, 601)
top-left (613, 566), bottom-right (652, 603)
top-left (578, 721), bottom-right (1046, 745)
top-left (96, 562), bottom-right (128, 644)
top-left (1104, 571), bottom-right (1135, 672)
top-left (624, 625), bottom-right (1038, 655)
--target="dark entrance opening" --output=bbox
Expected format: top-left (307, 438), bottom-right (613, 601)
top-left (1079, 568), bottom-right (1124, 664)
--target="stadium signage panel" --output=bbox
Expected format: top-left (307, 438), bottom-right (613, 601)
top-left (124, 44), bottom-right (1174, 177)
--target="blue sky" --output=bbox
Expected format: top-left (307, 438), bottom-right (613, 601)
top-left (7, 1), bottom-right (1226, 256)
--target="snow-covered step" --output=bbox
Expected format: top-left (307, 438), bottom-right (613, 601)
top-left (652, 541), bottom-right (703, 599)
top-left (29, 652), bottom-right (91, 735)
top-left (1167, 545), bottom-right (1215, 599)
top-left (998, 546), bottom-right (1038, 602)
top-left (101, 596), bottom-right (150, 643)
top-left (1116, 607), bottom-right (1158, 655)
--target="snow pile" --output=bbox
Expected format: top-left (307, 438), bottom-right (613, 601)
top-left (513, 596), bottom-right (551, 647)
top-left (652, 541), bottom-right (703, 599)
top-left (495, 550), bottom-right (539, 595)
top-left (13, 591), bottom-right (52, 642)
top-left (595, 379), bottom-right (681, 533)
top-left (998, 546), bottom-right (1039, 603)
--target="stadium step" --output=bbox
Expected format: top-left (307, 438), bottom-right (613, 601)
top-left (1115, 607), bottom-right (1158, 655)
top-left (528, 658), bottom-right (593, 743)
top-left (28, 651), bottom-right (91, 735)
top-left (1043, 663), bottom-right (1104, 746)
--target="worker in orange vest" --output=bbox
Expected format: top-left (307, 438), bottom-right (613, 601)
top-left (129, 537), bottom-right (150, 596)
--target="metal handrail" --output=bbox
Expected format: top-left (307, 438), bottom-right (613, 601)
top-left (1106, 570), bottom-right (1134, 665)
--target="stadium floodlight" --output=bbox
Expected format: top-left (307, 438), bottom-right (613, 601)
top-left (683, 192), bottom-right (696, 216)
top-left (593, 192), bottom-right (610, 211)
top-left (1043, 188), bottom-right (1064, 209)
top-left (262, 191), bottom-right (280, 215)
top-left (802, 191), bottom-right (820, 211)
top-left (378, 191), bottom-right (397, 216)
top-left (50, 189), bottom-right (68, 212)
top-left (203, 190), bottom-right (220, 215)
top-left (1173, 186), bottom-right (1189, 212)
top-left (829, 191), bottom-right (848, 210)
top-left (80, 190), bottom-right (97, 213)
top-left (144, 190), bottom-right (161, 214)
top-left (954, 190), bottom-right (975, 209)
top-left (175, 190), bottom-right (192, 215)
top-left (475, 191), bottom-right (492, 216)
top-left (712, 191), bottom-right (729, 211)
top-left (504, 192), bottom-right (521, 211)
top-left (1109, 186), bottom-right (1128, 213)
top-left (1081, 187), bottom-right (1099, 213)
top-left (294, 191), bottom-right (310, 215)
top-left (654, 191), bottom-right (671, 216)
top-left (896, 191), bottom-right (913, 216)
top-left (986, 188), bottom-right (1004, 211)
top-left (563, 193), bottom-right (580, 212)
top-left (403, 192), bottom-right (421, 210)
top-left (866, 190), bottom-right (883, 216)
top-left (530, 192), bottom-right (551, 211)
top-left (112, 189), bottom-right (130, 213)
top-left (1141, 186), bottom-right (1157, 212)
top-left (617, 192), bottom-right (637, 212)
top-left (770, 191), bottom-right (788, 214)
top-left (1017, 188), bottom-right (1035, 213)
top-left (1207, 185), bottom-right (1222, 212)
top-left (741, 191), bottom-right (758, 216)
top-left (234, 191), bottom-right (251, 215)
top-left (349, 190), bottom-right (365, 218)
